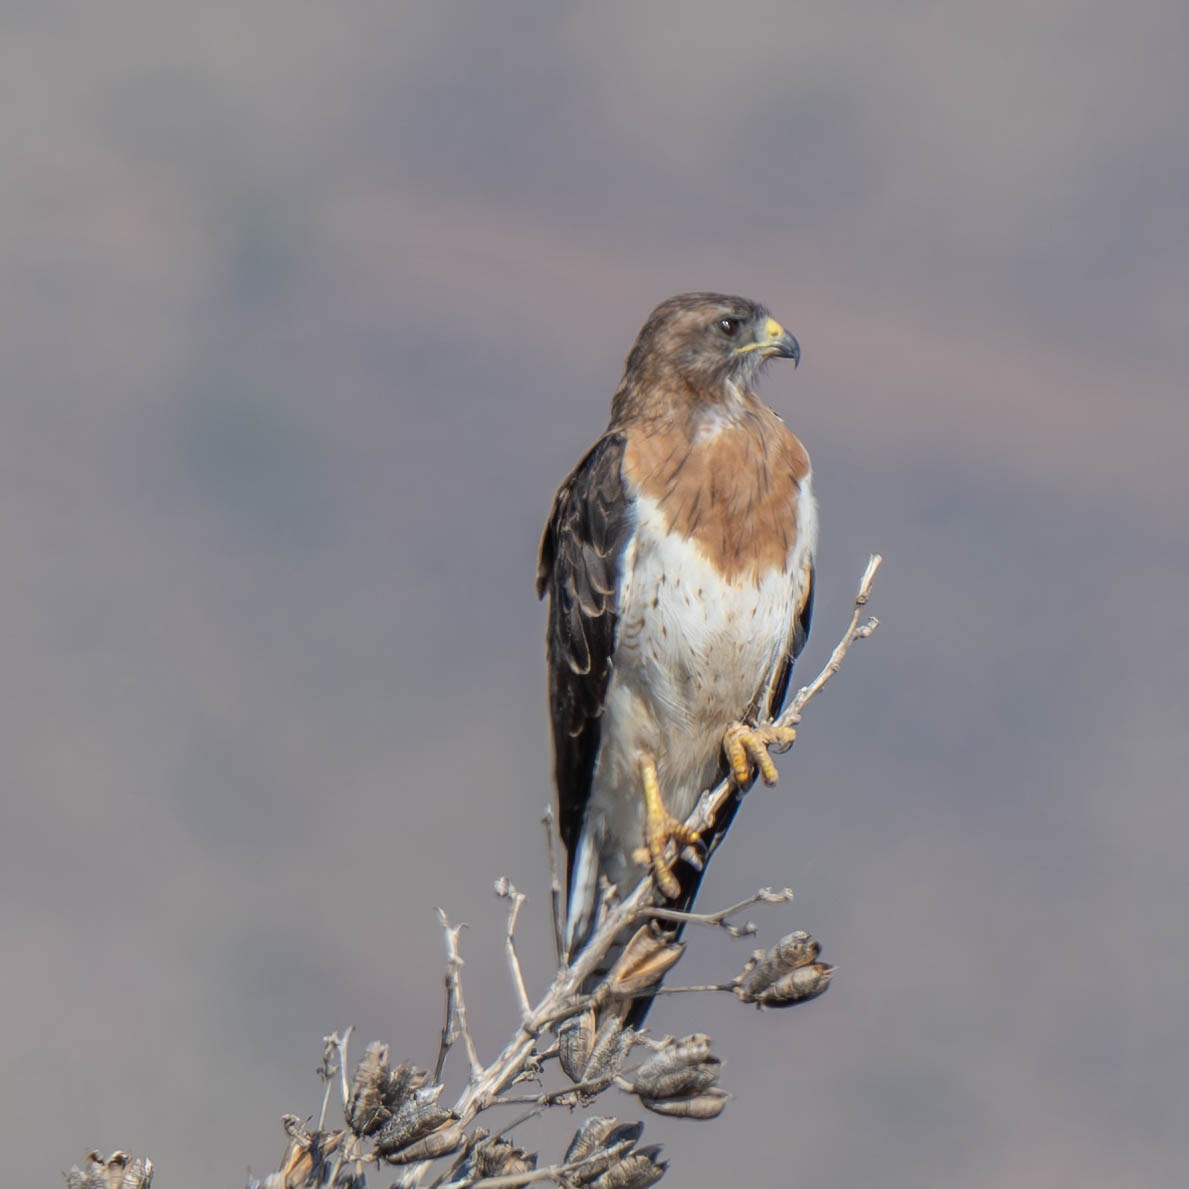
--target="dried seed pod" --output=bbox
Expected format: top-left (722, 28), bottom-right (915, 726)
top-left (66, 1158), bottom-right (99, 1189)
top-left (564, 1117), bottom-right (639, 1166)
top-left (566, 1120), bottom-right (647, 1185)
top-left (66, 1152), bottom-right (155, 1189)
top-left (631, 1058), bottom-right (721, 1101)
top-left (582, 1016), bottom-right (635, 1087)
top-left (558, 1007), bottom-right (597, 1082)
top-left (736, 931), bottom-right (821, 1000)
top-left (748, 962), bottom-right (834, 1007)
top-left (280, 1115), bottom-right (309, 1144)
top-left (384, 1061), bottom-right (430, 1111)
top-left (451, 1131), bottom-right (537, 1179)
top-left (587, 1145), bottom-right (667, 1189)
top-left (114, 1153), bottom-right (153, 1189)
top-left (768, 931), bottom-right (820, 971)
top-left (456, 1136), bottom-right (538, 1179)
top-left (608, 926), bottom-right (686, 997)
top-left (375, 1084), bottom-right (456, 1157)
top-left (631, 1034), bottom-right (721, 1100)
top-left (605, 1123), bottom-right (647, 1150)
top-left (347, 1041), bottom-right (391, 1135)
top-left (504, 1150), bottom-right (539, 1175)
top-left (277, 1125), bottom-right (342, 1184)
top-left (383, 1122), bottom-right (465, 1164)
top-left (641, 1088), bottom-right (731, 1120)
top-left (634, 1034), bottom-right (713, 1078)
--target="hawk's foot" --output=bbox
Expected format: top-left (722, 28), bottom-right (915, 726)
top-left (724, 722), bottom-right (798, 787)
top-left (631, 755), bottom-right (701, 900)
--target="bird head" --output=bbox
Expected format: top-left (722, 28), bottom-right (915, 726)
top-left (619, 293), bottom-right (800, 405)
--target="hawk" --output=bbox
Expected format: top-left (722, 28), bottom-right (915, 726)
top-left (538, 293), bottom-right (816, 1001)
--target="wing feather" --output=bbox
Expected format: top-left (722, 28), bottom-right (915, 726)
top-left (537, 433), bottom-right (633, 886)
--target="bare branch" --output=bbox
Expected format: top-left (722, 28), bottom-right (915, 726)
top-left (641, 887), bottom-right (794, 938)
top-left (317, 1027), bottom-right (354, 1131)
top-left (317, 1047), bottom-right (335, 1134)
top-left (631, 982), bottom-right (735, 998)
top-left (495, 878), bottom-right (533, 1020)
top-left (542, 806), bottom-right (565, 965)
top-left (785, 552), bottom-right (882, 722)
top-left (434, 910), bottom-right (484, 1084)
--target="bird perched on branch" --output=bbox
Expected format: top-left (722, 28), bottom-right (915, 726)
top-left (538, 293), bottom-right (816, 1018)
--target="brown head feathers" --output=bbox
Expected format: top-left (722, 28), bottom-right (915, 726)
top-left (611, 292), bottom-right (799, 423)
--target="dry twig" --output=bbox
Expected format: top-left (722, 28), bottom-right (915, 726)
top-left (495, 878), bottom-right (533, 1020)
top-left (317, 1028), bottom-right (354, 1131)
top-left (542, 805), bottom-right (565, 965)
top-left (435, 910), bottom-right (484, 1084)
top-left (641, 886), bottom-right (794, 938)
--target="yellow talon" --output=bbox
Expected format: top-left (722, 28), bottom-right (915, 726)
top-left (633, 755), bottom-right (701, 900)
top-left (724, 722), bottom-right (798, 788)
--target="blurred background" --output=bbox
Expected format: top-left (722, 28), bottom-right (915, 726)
top-left (4, 3), bottom-right (1187, 1185)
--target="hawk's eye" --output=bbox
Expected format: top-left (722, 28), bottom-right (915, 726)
top-left (718, 317), bottom-right (740, 338)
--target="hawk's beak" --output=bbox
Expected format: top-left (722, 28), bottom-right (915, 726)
top-left (735, 317), bottom-right (801, 366)
top-left (762, 317), bottom-right (800, 366)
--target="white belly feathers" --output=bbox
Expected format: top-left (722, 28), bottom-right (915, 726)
top-left (580, 478), bottom-right (816, 897)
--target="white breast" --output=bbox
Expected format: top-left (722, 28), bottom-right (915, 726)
top-left (580, 478), bottom-right (816, 897)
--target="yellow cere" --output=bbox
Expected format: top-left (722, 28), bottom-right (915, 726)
top-left (734, 316), bottom-right (787, 354)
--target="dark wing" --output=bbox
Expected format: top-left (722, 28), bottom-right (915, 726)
top-left (537, 432), bottom-right (633, 887)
